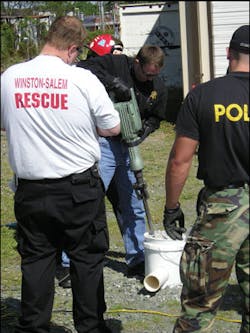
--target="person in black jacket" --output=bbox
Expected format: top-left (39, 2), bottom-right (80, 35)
top-left (77, 45), bottom-right (168, 277)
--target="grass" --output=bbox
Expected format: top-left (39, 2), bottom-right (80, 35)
top-left (0, 123), bottom-right (204, 288)
top-left (1, 122), bottom-right (201, 231)
top-left (1, 125), bottom-right (242, 332)
top-left (104, 122), bottom-right (203, 236)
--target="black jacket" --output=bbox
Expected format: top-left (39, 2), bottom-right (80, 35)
top-left (77, 54), bottom-right (168, 122)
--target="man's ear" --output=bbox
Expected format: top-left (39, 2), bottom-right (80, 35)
top-left (226, 47), bottom-right (230, 60)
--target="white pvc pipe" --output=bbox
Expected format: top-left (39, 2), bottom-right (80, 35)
top-left (143, 268), bottom-right (169, 292)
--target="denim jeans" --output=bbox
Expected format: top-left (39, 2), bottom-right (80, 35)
top-left (62, 137), bottom-right (146, 268)
top-left (98, 136), bottom-right (146, 267)
top-left (61, 251), bottom-right (70, 268)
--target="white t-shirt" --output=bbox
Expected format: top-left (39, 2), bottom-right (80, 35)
top-left (1, 55), bottom-right (120, 179)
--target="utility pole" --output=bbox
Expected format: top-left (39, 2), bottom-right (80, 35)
top-left (98, 1), bottom-right (105, 30)
top-left (113, 2), bottom-right (120, 38)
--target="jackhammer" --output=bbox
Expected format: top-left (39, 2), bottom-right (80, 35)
top-left (113, 88), bottom-right (155, 236)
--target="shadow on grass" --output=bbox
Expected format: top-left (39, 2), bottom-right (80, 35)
top-left (1, 297), bottom-right (72, 332)
top-left (104, 250), bottom-right (145, 283)
top-left (1, 297), bottom-right (123, 333)
top-left (106, 250), bottom-right (125, 259)
top-left (104, 250), bottom-right (127, 275)
top-left (220, 283), bottom-right (244, 315)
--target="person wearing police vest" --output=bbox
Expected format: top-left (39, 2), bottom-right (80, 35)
top-left (1, 16), bottom-right (120, 333)
top-left (162, 25), bottom-right (249, 333)
top-left (77, 36), bottom-right (168, 278)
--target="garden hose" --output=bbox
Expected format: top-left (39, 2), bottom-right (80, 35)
top-left (1, 303), bottom-right (242, 325)
top-left (106, 308), bottom-right (242, 324)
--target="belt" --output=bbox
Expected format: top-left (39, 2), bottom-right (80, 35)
top-left (18, 163), bottom-right (99, 185)
top-left (106, 135), bottom-right (122, 141)
top-left (207, 182), bottom-right (249, 191)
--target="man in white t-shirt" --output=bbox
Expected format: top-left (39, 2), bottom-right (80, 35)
top-left (1, 16), bottom-right (120, 333)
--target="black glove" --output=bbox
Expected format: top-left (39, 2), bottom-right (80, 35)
top-left (139, 117), bottom-right (160, 140)
top-left (143, 117), bottom-right (160, 133)
top-left (163, 204), bottom-right (186, 240)
top-left (109, 77), bottom-right (131, 102)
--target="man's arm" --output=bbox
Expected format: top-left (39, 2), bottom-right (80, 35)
top-left (77, 55), bottom-right (131, 102)
top-left (97, 124), bottom-right (120, 137)
top-left (165, 134), bottom-right (198, 209)
top-left (162, 134), bottom-right (198, 240)
top-left (77, 55), bottom-right (117, 88)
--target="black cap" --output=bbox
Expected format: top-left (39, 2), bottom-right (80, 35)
top-left (229, 25), bottom-right (249, 54)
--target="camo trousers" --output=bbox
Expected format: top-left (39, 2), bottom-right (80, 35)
top-left (173, 184), bottom-right (249, 333)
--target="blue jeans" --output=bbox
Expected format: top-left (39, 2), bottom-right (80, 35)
top-left (62, 137), bottom-right (146, 268)
top-left (98, 136), bottom-right (146, 267)
top-left (61, 251), bottom-right (70, 268)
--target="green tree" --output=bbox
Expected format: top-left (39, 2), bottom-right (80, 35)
top-left (1, 22), bottom-right (16, 70)
top-left (34, 1), bottom-right (99, 17)
top-left (1, 1), bottom-right (118, 70)
top-left (1, 1), bottom-right (35, 15)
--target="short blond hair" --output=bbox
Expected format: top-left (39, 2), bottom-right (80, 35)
top-left (44, 16), bottom-right (87, 50)
top-left (136, 45), bottom-right (165, 68)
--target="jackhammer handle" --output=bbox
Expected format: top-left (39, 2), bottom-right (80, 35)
top-left (126, 126), bottom-right (152, 147)
top-left (143, 197), bottom-right (155, 236)
top-left (134, 183), bottom-right (149, 200)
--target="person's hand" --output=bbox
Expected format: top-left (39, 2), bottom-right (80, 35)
top-left (142, 117), bottom-right (160, 134)
top-left (137, 117), bottom-right (160, 142)
top-left (163, 204), bottom-right (186, 240)
top-left (110, 77), bottom-right (131, 102)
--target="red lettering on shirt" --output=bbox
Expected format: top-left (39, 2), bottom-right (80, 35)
top-left (41, 93), bottom-right (49, 108)
top-left (15, 93), bottom-right (24, 108)
top-left (14, 92), bottom-right (68, 110)
top-left (31, 93), bottom-right (40, 107)
top-left (61, 94), bottom-right (68, 110)
top-left (14, 77), bottom-right (68, 89)
top-left (24, 92), bottom-right (31, 107)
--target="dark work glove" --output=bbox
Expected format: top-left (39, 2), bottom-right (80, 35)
top-left (143, 117), bottom-right (160, 133)
top-left (163, 204), bottom-right (186, 240)
top-left (109, 77), bottom-right (131, 102)
top-left (139, 117), bottom-right (160, 140)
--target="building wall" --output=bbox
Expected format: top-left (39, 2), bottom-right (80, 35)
top-left (119, 2), bottom-right (182, 89)
top-left (118, 1), bottom-right (249, 121)
top-left (210, 1), bottom-right (249, 77)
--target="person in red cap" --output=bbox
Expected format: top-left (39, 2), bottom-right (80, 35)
top-left (77, 40), bottom-right (168, 279)
top-left (87, 34), bottom-right (124, 57)
top-left (162, 25), bottom-right (249, 333)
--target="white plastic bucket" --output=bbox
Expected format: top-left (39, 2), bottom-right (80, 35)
top-left (143, 230), bottom-right (186, 292)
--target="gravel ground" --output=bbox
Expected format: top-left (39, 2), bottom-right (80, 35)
top-left (1, 243), bottom-right (243, 333)
top-left (1, 130), bottom-right (243, 333)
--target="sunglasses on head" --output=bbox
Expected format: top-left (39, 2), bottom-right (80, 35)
top-left (114, 46), bottom-right (123, 52)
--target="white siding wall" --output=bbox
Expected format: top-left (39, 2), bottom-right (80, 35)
top-left (211, 1), bottom-right (249, 77)
top-left (119, 3), bottom-right (182, 88)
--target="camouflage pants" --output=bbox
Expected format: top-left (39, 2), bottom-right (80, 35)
top-left (173, 184), bottom-right (249, 333)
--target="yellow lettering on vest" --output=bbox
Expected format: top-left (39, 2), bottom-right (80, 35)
top-left (214, 104), bottom-right (225, 122)
top-left (214, 104), bottom-right (249, 122)
top-left (243, 104), bottom-right (249, 121)
top-left (226, 104), bottom-right (242, 121)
